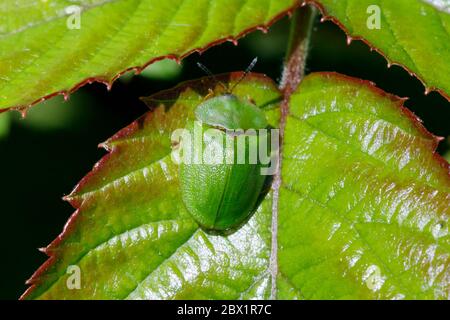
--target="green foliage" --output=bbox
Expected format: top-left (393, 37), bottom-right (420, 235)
top-left (24, 73), bottom-right (450, 300)
top-left (3, 0), bottom-right (448, 301)
top-left (0, 113), bottom-right (11, 139)
top-left (0, 0), bottom-right (296, 110)
top-left (318, 0), bottom-right (450, 98)
top-left (1, 0), bottom-right (450, 112)
top-left (280, 72), bottom-right (449, 299)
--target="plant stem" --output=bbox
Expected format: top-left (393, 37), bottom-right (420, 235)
top-left (270, 4), bottom-right (317, 300)
top-left (280, 5), bottom-right (317, 94)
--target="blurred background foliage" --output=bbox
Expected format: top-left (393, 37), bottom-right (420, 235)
top-left (1, 16), bottom-right (449, 299)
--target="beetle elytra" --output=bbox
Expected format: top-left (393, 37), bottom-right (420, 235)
top-left (178, 58), bottom-right (274, 232)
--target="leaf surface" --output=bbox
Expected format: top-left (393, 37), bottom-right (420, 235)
top-left (279, 72), bottom-right (450, 299)
top-left (0, 0), bottom-right (296, 110)
top-left (2, 0), bottom-right (450, 111)
top-left (314, 0), bottom-right (450, 99)
top-left (23, 72), bottom-right (450, 299)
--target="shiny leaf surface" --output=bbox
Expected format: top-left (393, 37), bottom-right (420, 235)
top-left (315, 0), bottom-right (450, 99)
top-left (279, 72), bottom-right (450, 299)
top-left (0, 0), bottom-right (296, 110)
top-left (24, 72), bottom-right (450, 299)
top-left (2, 0), bottom-right (450, 111)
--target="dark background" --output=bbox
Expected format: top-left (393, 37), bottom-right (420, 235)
top-left (1, 15), bottom-right (449, 300)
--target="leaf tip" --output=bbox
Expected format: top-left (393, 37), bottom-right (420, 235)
top-left (13, 106), bottom-right (29, 119)
top-left (62, 192), bottom-right (82, 208)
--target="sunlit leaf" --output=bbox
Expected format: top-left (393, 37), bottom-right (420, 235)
top-left (23, 72), bottom-right (450, 299)
top-left (23, 73), bottom-right (282, 299)
top-left (279, 72), bottom-right (449, 299)
top-left (315, 0), bottom-right (450, 99)
top-left (0, 0), bottom-right (296, 110)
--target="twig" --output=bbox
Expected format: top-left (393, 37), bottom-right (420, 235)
top-left (270, 3), bottom-right (317, 300)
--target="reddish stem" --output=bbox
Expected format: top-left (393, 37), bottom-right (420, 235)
top-left (270, 4), bottom-right (317, 300)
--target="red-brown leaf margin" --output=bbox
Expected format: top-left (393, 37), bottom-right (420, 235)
top-left (304, 0), bottom-right (450, 102)
top-left (315, 72), bottom-right (449, 178)
top-left (3, 0), bottom-right (450, 115)
top-left (4, 0), bottom-right (302, 115)
top-left (19, 72), bottom-right (279, 300)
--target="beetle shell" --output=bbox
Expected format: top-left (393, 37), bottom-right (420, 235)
top-left (179, 94), bottom-right (270, 232)
top-left (180, 126), bottom-right (268, 231)
top-left (195, 94), bottom-right (268, 130)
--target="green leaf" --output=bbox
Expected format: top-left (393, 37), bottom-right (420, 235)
top-left (140, 59), bottom-right (183, 80)
top-left (279, 72), bottom-right (449, 299)
top-left (2, 0), bottom-right (450, 112)
top-left (22, 73), bottom-right (282, 300)
top-left (0, 0), bottom-right (296, 110)
top-left (315, 0), bottom-right (450, 99)
top-left (23, 72), bottom-right (450, 300)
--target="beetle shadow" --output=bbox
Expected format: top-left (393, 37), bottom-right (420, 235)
top-left (258, 96), bottom-right (283, 110)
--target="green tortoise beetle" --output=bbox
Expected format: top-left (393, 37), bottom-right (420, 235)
top-left (177, 58), bottom-right (274, 233)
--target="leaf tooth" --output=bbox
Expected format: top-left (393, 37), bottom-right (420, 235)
top-left (435, 135), bottom-right (445, 144)
top-left (37, 247), bottom-right (48, 255)
top-left (257, 26), bottom-right (269, 34)
top-left (14, 106), bottom-right (29, 119)
top-left (24, 255), bottom-right (56, 286)
top-left (98, 141), bottom-right (111, 152)
top-left (346, 35), bottom-right (353, 45)
top-left (42, 209), bottom-right (82, 256)
top-left (62, 193), bottom-right (82, 208)
top-left (286, 8), bottom-right (293, 18)
top-left (62, 92), bottom-right (70, 102)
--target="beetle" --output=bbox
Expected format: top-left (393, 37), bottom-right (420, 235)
top-left (177, 58), bottom-right (273, 232)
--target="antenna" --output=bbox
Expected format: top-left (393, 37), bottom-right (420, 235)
top-left (196, 62), bottom-right (228, 92)
top-left (229, 57), bottom-right (258, 93)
